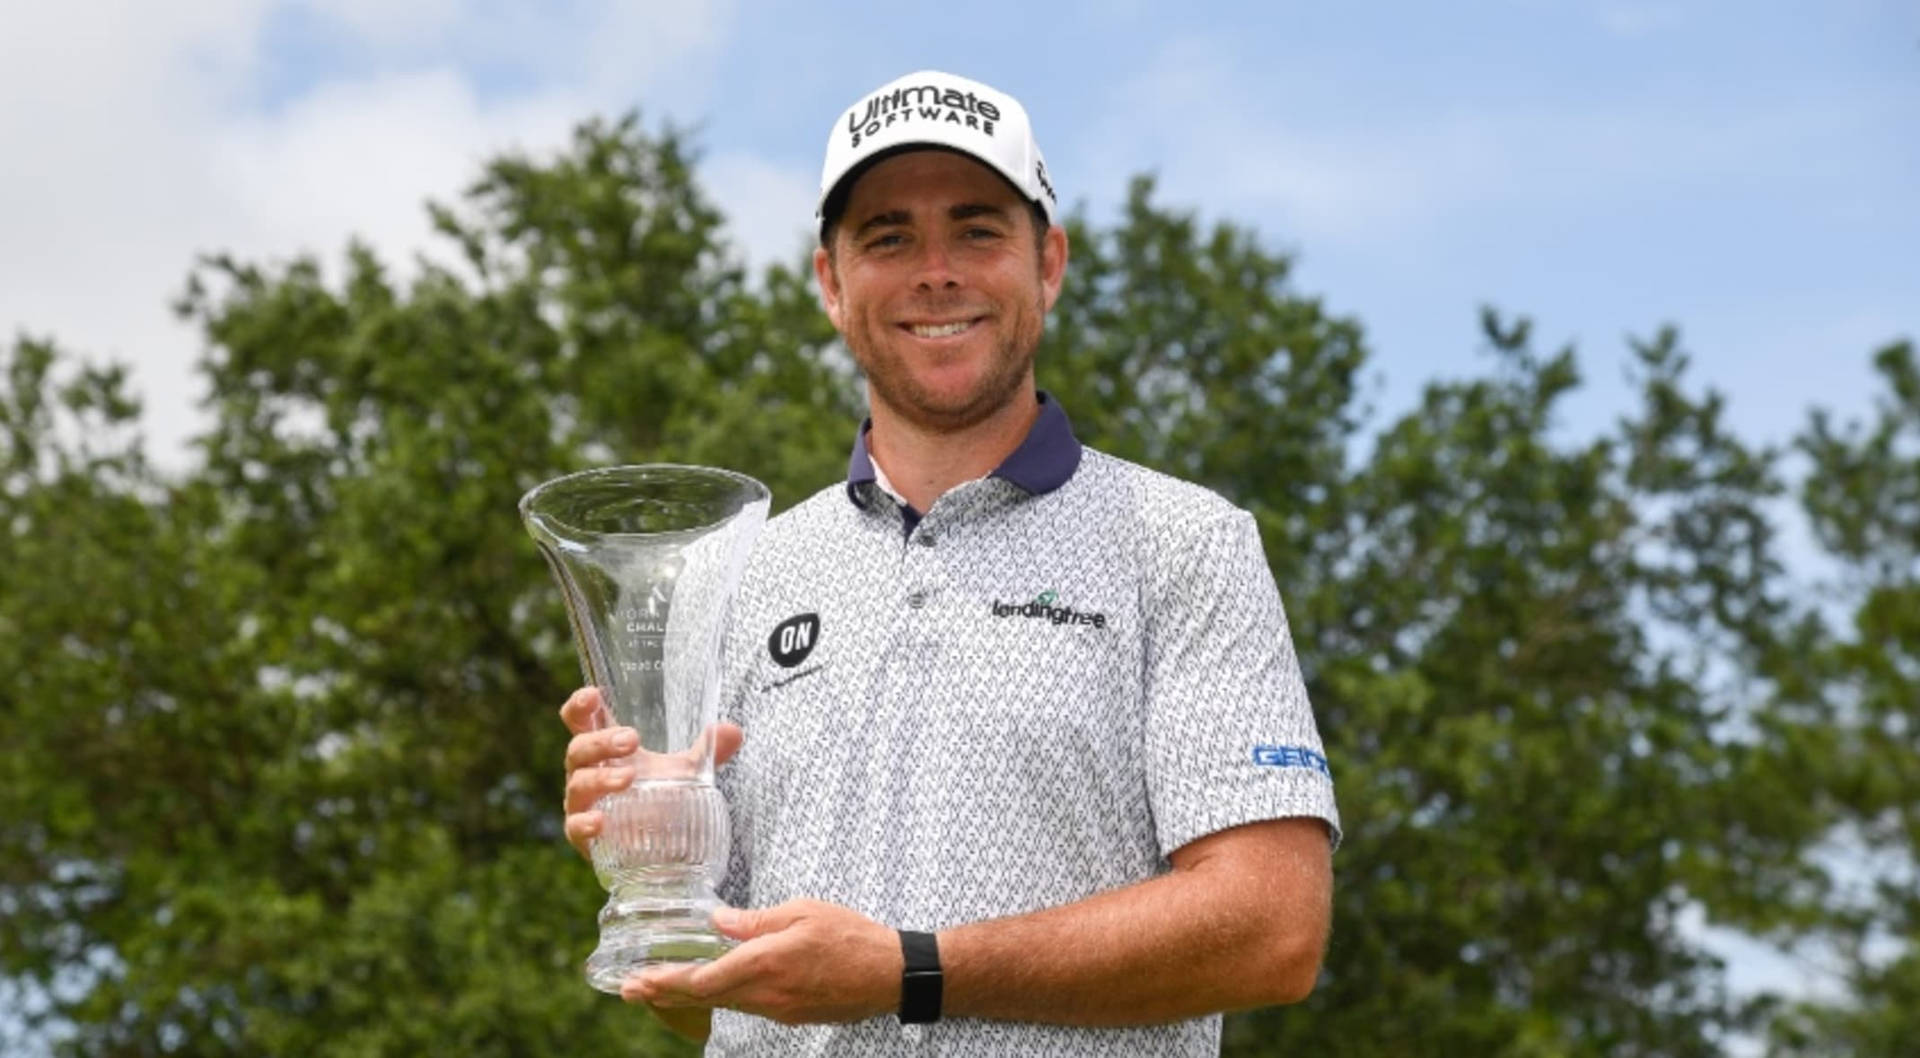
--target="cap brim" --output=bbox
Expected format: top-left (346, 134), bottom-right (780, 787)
top-left (817, 142), bottom-right (1039, 245)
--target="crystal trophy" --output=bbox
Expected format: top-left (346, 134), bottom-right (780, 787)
top-left (520, 464), bottom-right (769, 992)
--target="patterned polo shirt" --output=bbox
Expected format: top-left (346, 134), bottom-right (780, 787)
top-left (708, 394), bottom-right (1339, 1056)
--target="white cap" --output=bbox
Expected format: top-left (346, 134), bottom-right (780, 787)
top-left (816, 69), bottom-right (1057, 240)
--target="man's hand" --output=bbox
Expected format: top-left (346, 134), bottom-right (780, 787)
top-left (622, 900), bottom-right (904, 1026)
top-left (558, 686), bottom-right (744, 1043)
top-left (559, 686), bottom-right (744, 860)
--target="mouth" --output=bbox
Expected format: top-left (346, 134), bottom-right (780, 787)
top-left (899, 317), bottom-right (984, 340)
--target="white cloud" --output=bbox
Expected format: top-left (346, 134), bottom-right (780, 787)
top-left (295, 0), bottom-right (465, 50)
top-left (282, 0), bottom-right (735, 102)
top-left (207, 70), bottom-right (586, 272)
top-left (0, 0), bottom-right (267, 112)
top-left (1, 0), bottom-right (273, 460)
top-left (701, 151), bottom-right (819, 274)
top-left (577, 0), bottom-right (735, 104)
top-left (0, 0), bottom-right (740, 469)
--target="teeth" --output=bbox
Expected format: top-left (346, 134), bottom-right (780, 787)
top-left (910, 321), bottom-right (971, 338)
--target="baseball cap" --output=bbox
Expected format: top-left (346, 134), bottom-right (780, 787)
top-left (816, 69), bottom-right (1058, 242)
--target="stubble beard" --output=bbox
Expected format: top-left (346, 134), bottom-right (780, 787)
top-left (846, 290), bottom-right (1045, 434)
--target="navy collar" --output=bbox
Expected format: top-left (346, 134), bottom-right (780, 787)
top-left (845, 392), bottom-right (1083, 510)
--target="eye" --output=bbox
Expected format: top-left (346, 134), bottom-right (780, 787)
top-left (863, 232), bottom-right (906, 251)
top-left (963, 226), bottom-right (1002, 241)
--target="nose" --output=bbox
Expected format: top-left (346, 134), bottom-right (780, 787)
top-left (912, 237), bottom-right (960, 291)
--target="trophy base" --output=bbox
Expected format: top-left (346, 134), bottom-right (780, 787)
top-left (584, 885), bottom-right (735, 994)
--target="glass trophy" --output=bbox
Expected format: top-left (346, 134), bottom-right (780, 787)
top-left (520, 464), bottom-right (769, 992)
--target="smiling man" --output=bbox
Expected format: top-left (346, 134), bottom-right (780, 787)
top-left (560, 69), bottom-right (1341, 1056)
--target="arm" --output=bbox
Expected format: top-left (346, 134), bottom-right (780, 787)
top-left (943, 508), bottom-right (1339, 1023)
top-left (941, 816), bottom-right (1331, 1023)
top-left (628, 816), bottom-right (1331, 1026)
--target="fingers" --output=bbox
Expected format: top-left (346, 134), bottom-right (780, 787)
top-left (627, 909), bottom-right (776, 1006)
top-left (561, 758), bottom-right (630, 859)
top-left (564, 808), bottom-right (603, 857)
top-left (630, 906), bottom-right (814, 1007)
top-left (562, 689), bottom-right (747, 769)
top-left (566, 760), bottom-right (635, 815)
top-left (623, 900), bottom-right (893, 1023)
top-left (709, 723), bottom-right (745, 767)
top-left (558, 686), bottom-right (611, 735)
top-left (624, 962), bottom-right (703, 1006)
top-left (633, 938), bottom-right (768, 1007)
top-left (565, 726), bottom-right (640, 771)
top-left (559, 687), bottom-right (746, 863)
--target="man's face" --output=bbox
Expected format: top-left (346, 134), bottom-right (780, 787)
top-left (814, 150), bottom-right (1068, 433)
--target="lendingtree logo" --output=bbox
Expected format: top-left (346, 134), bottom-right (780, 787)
top-left (989, 589), bottom-right (1107, 629)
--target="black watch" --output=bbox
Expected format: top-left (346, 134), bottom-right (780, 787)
top-left (897, 929), bottom-right (943, 1024)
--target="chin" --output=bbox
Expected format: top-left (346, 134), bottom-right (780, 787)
top-left (910, 384), bottom-right (1027, 430)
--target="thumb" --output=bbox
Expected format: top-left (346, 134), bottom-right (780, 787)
top-left (713, 900), bottom-right (804, 941)
top-left (710, 722), bottom-right (745, 767)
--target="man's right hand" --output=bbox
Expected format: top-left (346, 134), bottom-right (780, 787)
top-left (558, 686), bottom-right (744, 861)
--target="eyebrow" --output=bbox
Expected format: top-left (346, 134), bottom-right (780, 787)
top-left (850, 202), bottom-right (1013, 241)
top-left (851, 210), bottom-right (911, 241)
top-left (948, 203), bottom-right (1011, 223)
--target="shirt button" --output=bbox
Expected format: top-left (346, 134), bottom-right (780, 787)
top-left (907, 591), bottom-right (927, 609)
top-left (917, 532), bottom-right (937, 547)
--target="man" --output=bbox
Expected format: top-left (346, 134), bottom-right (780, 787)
top-left (560, 69), bottom-right (1340, 1055)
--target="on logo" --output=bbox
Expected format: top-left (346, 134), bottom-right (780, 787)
top-left (768, 613), bottom-right (820, 668)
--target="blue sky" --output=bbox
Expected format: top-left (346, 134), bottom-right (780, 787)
top-left (1, 1), bottom-right (1913, 464)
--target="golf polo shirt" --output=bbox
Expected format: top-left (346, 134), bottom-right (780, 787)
top-left (708, 394), bottom-right (1340, 1057)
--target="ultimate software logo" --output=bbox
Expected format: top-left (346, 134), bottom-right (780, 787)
top-left (989, 589), bottom-right (1108, 630)
top-left (845, 81), bottom-right (1003, 149)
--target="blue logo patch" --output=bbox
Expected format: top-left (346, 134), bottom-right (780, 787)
top-left (1252, 744), bottom-right (1332, 778)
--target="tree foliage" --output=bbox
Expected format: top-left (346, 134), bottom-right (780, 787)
top-left (1759, 342), bottom-right (1920, 1058)
top-left (1, 114), bottom-right (1911, 1056)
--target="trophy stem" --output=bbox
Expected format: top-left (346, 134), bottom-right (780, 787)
top-left (583, 779), bottom-right (735, 993)
top-left (585, 870), bottom-right (735, 993)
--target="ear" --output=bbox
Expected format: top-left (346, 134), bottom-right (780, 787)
top-left (1039, 224), bottom-right (1069, 313)
top-left (813, 246), bottom-right (846, 332)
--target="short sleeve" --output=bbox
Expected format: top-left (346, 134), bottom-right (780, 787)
top-left (1144, 510), bottom-right (1341, 856)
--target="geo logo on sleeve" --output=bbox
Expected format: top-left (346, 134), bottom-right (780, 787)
top-left (1252, 744), bottom-right (1332, 778)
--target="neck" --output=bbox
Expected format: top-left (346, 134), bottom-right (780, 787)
top-left (866, 384), bottom-right (1040, 513)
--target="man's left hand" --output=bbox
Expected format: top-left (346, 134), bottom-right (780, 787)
top-left (623, 900), bottom-right (904, 1025)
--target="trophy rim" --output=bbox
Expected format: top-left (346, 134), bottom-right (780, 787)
top-left (519, 463), bottom-right (771, 545)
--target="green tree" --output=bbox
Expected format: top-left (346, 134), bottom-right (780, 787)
top-left (1760, 342), bottom-right (1920, 1057)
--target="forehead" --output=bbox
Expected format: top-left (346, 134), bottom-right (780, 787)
top-left (840, 149), bottom-right (1024, 217)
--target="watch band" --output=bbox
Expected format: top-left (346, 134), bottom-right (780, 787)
top-left (897, 929), bottom-right (943, 1024)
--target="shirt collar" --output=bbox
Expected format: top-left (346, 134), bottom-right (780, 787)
top-left (845, 391), bottom-right (1083, 509)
